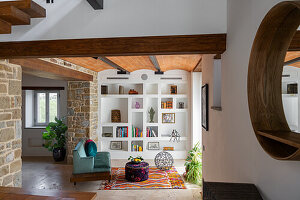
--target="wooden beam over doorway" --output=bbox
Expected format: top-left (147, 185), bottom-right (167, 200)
top-left (0, 34), bottom-right (227, 58)
top-left (9, 58), bottom-right (93, 81)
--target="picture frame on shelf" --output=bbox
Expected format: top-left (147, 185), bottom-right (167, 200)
top-left (148, 142), bottom-right (160, 150)
top-left (170, 85), bottom-right (177, 94)
top-left (110, 141), bottom-right (122, 150)
top-left (202, 84), bottom-right (209, 131)
top-left (162, 113), bottom-right (175, 123)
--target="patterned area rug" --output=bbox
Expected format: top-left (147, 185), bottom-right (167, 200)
top-left (100, 167), bottom-right (186, 190)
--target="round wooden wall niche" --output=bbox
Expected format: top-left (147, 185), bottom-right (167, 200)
top-left (248, 1), bottom-right (300, 160)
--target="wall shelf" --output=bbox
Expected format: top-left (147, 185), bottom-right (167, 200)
top-left (98, 70), bottom-right (191, 159)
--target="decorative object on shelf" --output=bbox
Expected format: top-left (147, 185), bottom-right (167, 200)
top-left (146, 127), bottom-right (157, 137)
top-left (119, 85), bottom-right (124, 94)
top-left (111, 110), bottom-right (121, 122)
top-left (141, 74), bottom-right (148, 80)
top-left (170, 85), bottom-right (177, 94)
top-left (169, 129), bottom-right (181, 142)
top-left (163, 147), bottom-right (174, 151)
top-left (128, 156), bottom-right (144, 164)
top-left (287, 83), bottom-right (297, 94)
top-left (125, 161), bottom-right (149, 182)
top-left (155, 151), bottom-right (174, 170)
top-left (148, 107), bottom-right (155, 123)
top-left (148, 142), bottom-right (160, 150)
top-left (129, 89), bottom-right (138, 95)
top-left (184, 142), bottom-right (202, 185)
top-left (110, 141), bottom-right (122, 150)
top-left (103, 132), bottom-right (113, 137)
top-left (101, 85), bottom-right (108, 94)
top-left (42, 117), bottom-right (68, 162)
top-left (116, 126), bottom-right (128, 137)
top-left (179, 102), bottom-right (184, 109)
top-left (162, 113), bottom-right (175, 123)
top-left (161, 101), bottom-right (173, 109)
top-left (135, 102), bottom-right (141, 109)
top-left (201, 84), bottom-right (209, 131)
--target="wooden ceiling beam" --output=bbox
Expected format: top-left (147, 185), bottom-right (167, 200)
top-left (0, 34), bottom-right (226, 58)
top-left (289, 30), bottom-right (300, 51)
top-left (9, 58), bottom-right (93, 81)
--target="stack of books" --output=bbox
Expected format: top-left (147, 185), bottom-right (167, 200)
top-left (161, 101), bottom-right (173, 109)
top-left (116, 127), bottom-right (128, 137)
top-left (146, 127), bottom-right (157, 137)
top-left (132, 144), bottom-right (143, 152)
top-left (132, 126), bottom-right (143, 137)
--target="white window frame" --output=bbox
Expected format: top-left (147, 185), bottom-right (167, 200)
top-left (34, 90), bottom-right (60, 127)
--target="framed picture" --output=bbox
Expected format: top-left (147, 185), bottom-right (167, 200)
top-left (148, 142), bottom-right (160, 150)
top-left (162, 113), bottom-right (175, 123)
top-left (110, 141), bottom-right (122, 150)
top-left (170, 85), bottom-right (177, 94)
top-left (202, 84), bottom-right (209, 131)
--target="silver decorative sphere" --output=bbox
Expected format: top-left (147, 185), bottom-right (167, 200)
top-left (154, 151), bottom-right (174, 170)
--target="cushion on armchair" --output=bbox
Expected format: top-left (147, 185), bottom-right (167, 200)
top-left (85, 139), bottom-right (97, 157)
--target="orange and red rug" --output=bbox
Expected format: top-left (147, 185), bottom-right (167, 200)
top-left (101, 167), bottom-right (186, 190)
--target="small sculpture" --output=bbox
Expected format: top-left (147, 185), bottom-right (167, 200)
top-left (135, 102), bottom-right (141, 109)
top-left (169, 129), bottom-right (180, 142)
top-left (148, 107), bottom-right (155, 123)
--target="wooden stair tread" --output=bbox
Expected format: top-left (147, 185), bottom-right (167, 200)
top-left (0, 6), bottom-right (30, 25)
top-left (0, 0), bottom-right (46, 18)
top-left (257, 130), bottom-right (300, 148)
top-left (0, 18), bottom-right (11, 34)
top-left (0, 187), bottom-right (97, 200)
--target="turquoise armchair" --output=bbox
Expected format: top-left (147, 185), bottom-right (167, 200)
top-left (70, 139), bottom-right (111, 184)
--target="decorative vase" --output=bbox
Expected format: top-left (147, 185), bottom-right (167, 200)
top-left (119, 85), bottom-right (124, 94)
top-left (53, 147), bottom-right (66, 162)
top-left (149, 107), bottom-right (155, 123)
top-left (135, 102), bottom-right (140, 109)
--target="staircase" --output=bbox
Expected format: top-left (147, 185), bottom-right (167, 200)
top-left (0, 0), bottom-right (45, 34)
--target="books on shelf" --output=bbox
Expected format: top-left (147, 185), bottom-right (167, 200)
top-left (132, 126), bottom-right (143, 137)
top-left (116, 126), bottom-right (128, 137)
top-left (146, 127), bottom-right (157, 137)
top-left (161, 101), bottom-right (173, 109)
top-left (132, 144), bottom-right (143, 152)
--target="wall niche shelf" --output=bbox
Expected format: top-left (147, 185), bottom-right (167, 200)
top-left (98, 69), bottom-right (191, 159)
top-left (247, 1), bottom-right (300, 160)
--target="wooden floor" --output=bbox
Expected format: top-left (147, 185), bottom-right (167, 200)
top-left (22, 157), bottom-right (202, 200)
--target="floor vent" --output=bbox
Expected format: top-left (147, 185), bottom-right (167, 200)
top-left (160, 77), bottom-right (182, 80)
top-left (107, 77), bottom-right (129, 80)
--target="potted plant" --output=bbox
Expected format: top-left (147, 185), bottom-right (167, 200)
top-left (184, 142), bottom-right (202, 185)
top-left (42, 117), bottom-right (68, 162)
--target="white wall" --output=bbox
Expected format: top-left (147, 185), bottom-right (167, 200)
top-left (0, 0), bottom-right (226, 41)
top-left (202, 1), bottom-right (300, 200)
top-left (191, 72), bottom-right (202, 147)
top-left (22, 74), bottom-right (68, 156)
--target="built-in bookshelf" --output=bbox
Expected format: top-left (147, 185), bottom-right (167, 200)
top-left (98, 69), bottom-right (191, 159)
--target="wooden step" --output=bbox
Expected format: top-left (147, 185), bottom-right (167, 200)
top-left (0, 1), bottom-right (46, 18)
top-left (0, 18), bottom-right (11, 34)
top-left (0, 6), bottom-right (30, 25)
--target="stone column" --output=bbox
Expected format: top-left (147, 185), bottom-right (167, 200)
top-left (0, 60), bottom-right (22, 187)
top-left (67, 80), bottom-right (98, 164)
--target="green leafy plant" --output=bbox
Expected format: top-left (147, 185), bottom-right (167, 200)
top-left (42, 117), bottom-right (68, 151)
top-left (184, 142), bottom-right (202, 185)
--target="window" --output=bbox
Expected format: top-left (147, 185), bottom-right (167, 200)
top-left (34, 91), bottom-right (59, 126)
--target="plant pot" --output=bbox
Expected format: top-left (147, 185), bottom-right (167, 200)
top-left (53, 147), bottom-right (66, 162)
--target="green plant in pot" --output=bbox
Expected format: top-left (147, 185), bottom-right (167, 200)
top-left (42, 117), bottom-right (68, 162)
top-left (184, 142), bottom-right (202, 185)
top-left (128, 156), bottom-right (144, 164)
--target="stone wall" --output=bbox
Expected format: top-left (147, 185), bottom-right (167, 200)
top-left (0, 60), bottom-right (22, 187)
top-left (41, 58), bottom-right (98, 164)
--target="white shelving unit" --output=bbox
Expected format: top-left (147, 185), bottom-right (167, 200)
top-left (98, 69), bottom-right (191, 159)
